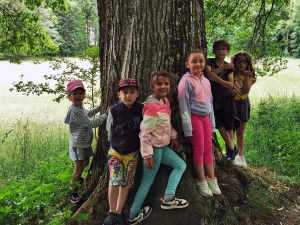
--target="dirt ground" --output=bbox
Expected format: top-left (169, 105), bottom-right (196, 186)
top-left (246, 167), bottom-right (300, 225)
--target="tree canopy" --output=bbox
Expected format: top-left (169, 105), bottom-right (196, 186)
top-left (0, 0), bottom-right (67, 63)
top-left (2, 0), bottom-right (300, 65)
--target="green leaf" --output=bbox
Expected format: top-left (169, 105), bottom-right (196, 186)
top-left (74, 213), bottom-right (89, 222)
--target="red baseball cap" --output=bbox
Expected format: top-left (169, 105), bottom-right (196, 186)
top-left (118, 78), bottom-right (138, 91)
top-left (67, 80), bottom-right (85, 92)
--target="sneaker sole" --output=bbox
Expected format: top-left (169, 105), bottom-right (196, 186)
top-left (129, 207), bottom-right (152, 225)
top-left (70, 199), bottom-right (81, 204)
top-left (198, 192), bottom-right (213, 197)
top-left (70, 196), bottom-right (82, 204)
top-left (161, 202), bottom-right (189, 209)
top-left (232, 160), bottom-right (248, 168)
top-left (241, 164), bottom-right (248, 169)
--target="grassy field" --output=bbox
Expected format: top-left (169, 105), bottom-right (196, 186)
top-left (250, 58), bottom-right (300, 104)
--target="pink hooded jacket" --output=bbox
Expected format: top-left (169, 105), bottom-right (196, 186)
top-left (139, 95), bottom-right (177, 159)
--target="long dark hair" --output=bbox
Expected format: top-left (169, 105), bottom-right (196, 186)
top-left (231, 51), bottom-right (256, 78)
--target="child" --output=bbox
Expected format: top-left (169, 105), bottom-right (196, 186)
top-left (205, 38), bottom-right (240, 161)
top-left (178, 50), bottom-right (221, 197)
top-left (231, 51), bottom-right (256, 168)
top-left (64, 80), bottom-right (108, 203)
top-left (128, 71), bottom-right (188, 225)
top-left (103, 78), bottom-right (143, 225)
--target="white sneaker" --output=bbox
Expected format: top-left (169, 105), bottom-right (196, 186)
top-left (206, 177), bottom-right (221, 195)
top-left (128, 206), bottom-right (152, 225)
top-left (239, 156), bottom-right (248, 168)
top-left (196, 179), bottom-right (213, 197)
top-left (233, 156), bottom-right (248, 169)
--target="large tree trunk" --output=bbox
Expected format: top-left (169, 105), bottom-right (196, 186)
top-left (69, 1), bottom-right (250, 224)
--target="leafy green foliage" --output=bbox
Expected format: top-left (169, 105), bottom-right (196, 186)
top-left (0, 155), bottom-right (75, 225)
top-left (0, 0), bottom-right (67, 63)
top-left (55, 2), bottom-right (88, 57)
top-left (0, 117), bottom-right (90, 224)
top-left (205, 0), bottom-right (289, 76)
top-left (246, 95), bottom-right (300, 184)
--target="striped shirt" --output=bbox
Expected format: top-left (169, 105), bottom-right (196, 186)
top-left (64, 106), bottom-right (107, 148)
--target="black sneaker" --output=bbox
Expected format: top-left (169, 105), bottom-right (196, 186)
top-left (161, 197), bottom-right (189, 209)
top-left (116, 214), bottom-right (128, 225)
top-left (102, 212), bottom-right (117, 225)
top-left (228, 147), bottom-right (239, 161)
top-left (69, 192), bottom-right (82, 204)
top-left (128, 206), bottom-right (152, 225)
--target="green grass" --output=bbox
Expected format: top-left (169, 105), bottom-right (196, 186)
top-left (245, 95), bottom-right (300, 183)
top-left (250, 58), bottom-right (300, 105)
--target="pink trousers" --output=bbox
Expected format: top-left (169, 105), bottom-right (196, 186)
top-left (189, 113), bottom-right (213, 164)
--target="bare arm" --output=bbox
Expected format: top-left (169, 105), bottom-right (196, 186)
top-left (242, 66), bottom-right (254, 94)
top-left (207, 71), bottom-right (234, 89)
top-left (209, 63), bottom-right (234, 75)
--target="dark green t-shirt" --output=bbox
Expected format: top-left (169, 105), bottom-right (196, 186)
top-left (206, 58), bottom-right (234, 98)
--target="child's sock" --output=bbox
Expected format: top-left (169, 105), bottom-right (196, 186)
top-left (163, 194), bottom-right (175, 202)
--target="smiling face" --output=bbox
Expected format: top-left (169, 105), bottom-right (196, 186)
top-left (185, 52), bottom-right (206, 77)
top-left (151, 75), bottom-right (171, 101)
top-left (118, 87), bottom-right (139, 108)
top-left (234, 56), bottom-right (249, 72)
top-left (68, 88), bottom-right (85, 107)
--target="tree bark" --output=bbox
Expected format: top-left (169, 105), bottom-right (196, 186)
top-left (69, 1), bottom-right (250, 224)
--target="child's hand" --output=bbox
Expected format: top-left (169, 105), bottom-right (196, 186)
top-left (144, 157), bottom-right (154, 169)
top-left (223, 63), bottom-right (234, 70)
top-left (170, 138), bottom-right (179, 149)
top-left (243, 66), bottom-right (252, 77)
top-left (207, 71), bottom-right (219, 82)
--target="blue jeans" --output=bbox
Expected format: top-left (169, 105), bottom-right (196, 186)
top-left (130, 146), bottom-right (186, 214)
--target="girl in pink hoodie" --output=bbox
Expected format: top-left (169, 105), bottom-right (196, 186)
top-left (178, 50), bottom-right (221, 197)
top-left (128, 70), bottom-right (188, 225)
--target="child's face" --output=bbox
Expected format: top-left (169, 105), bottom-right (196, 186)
top-left (234, 56), bottom-right (249, 72)
top-left (69, 88), bottom-right (85, 107)
top-left (185, 52), bottom-right (205, 76)
top-left (213, 45), bottom-right (230, 59)
top-left (151, 75), bottom-right (170, 101)
top-left (118, 87), bottom-right (139, 108)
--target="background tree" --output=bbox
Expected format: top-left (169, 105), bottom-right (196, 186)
top-left (0, 0), bottom-right (67, 63)
top-left (54, 0), bottom-right (98, 56)
top-left (205, 0), bottom-right (290, 76)
top-left (69, 1), bottom-right (250, 225)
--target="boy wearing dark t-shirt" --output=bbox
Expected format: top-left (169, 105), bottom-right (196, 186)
top-left (205, 38), bottom-right (240, 161)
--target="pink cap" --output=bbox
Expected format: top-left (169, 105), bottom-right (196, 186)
top-left (67, 80), bottom-right (85, 92)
